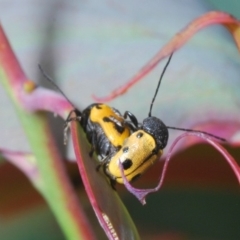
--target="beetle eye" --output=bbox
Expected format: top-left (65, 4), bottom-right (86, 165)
top-left (122, 147), bottom-right (129, 153)
top-left (122, 159), bottom-right (132, 170)
top-left (136, 132), bottom-right (143, 138)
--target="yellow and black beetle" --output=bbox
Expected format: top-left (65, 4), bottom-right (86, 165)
top-left (106, 128), bottom-right (166, 184)
top-left (69, 103), bottom-right (138, 161)
top-left (103, 54), bottom-right (226, 186)
top-left (39, 54), bottom-right (225, 188)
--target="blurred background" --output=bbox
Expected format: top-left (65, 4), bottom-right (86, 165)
top-left (0, 0), bottom-right (240, 239)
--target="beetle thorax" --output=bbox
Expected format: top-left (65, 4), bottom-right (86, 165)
top-left (142, 116), bottom-right (169, 150)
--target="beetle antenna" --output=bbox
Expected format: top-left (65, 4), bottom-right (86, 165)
top-left (148, 53), bottom-right (173, 117)
top-left (166, 125), bottom-right (226, 142)
top-left (38, 64), bottom-right (76, 108)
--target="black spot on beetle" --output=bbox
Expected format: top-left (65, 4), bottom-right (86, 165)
top-left (122, 159), bottom-right (133, 170)
top-left (95, 104), bottom-right (102, 109)
top-left (114, 123), bottom-right (124, 134)
top-left (122, 147), bottom-right (129, 153)
top-left (137, 132), bottom-right (143, 138)
top-left (103, 117), bottom-right (111, 122)
top-left (116, 145), bottom-right (122, 151)
top-left (103, 116), bottom-right (125, 134)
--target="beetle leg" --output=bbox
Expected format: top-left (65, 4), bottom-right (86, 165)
top-left (109, 178), bottom-right (116, 190)
top-left (63, 116), bottom-right (81, 145)
top-left (123, 111), bottom-right (139, 130)
top-left (88, 130), bottom-right (99, 158)
top-left (103, 161), bottom-right (117, 190)
top-left (96, 154), bottom-right (110, 171)
top-left (89, 146), bottom-right (95, 158)
top-left (63, 109), bottom-right (81, 145)
top-left (96, 156), bottom-right (117, 190)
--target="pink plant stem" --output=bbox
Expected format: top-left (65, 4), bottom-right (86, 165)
top-left (120, 133), bottom-right (240, 204)
top-left (92, 11), bottom-right (240, 102)
top-left (0, 24), bottom-right (96, 239)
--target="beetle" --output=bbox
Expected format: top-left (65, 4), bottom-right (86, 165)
top-left (103, 53), bottom-right (226, 186)
top-left (39, 65), bottom-right (138, 162)
top-left (67, 103), bottom-right (139, 161)
top-left (39, 55), bottom-right (226, 188)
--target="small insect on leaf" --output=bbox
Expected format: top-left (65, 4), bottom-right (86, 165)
top-left (105, 53), bottom-right (227, 195)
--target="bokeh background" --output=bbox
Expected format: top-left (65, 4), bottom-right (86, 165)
top-left (0, 0), bottom-right (240, 239)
